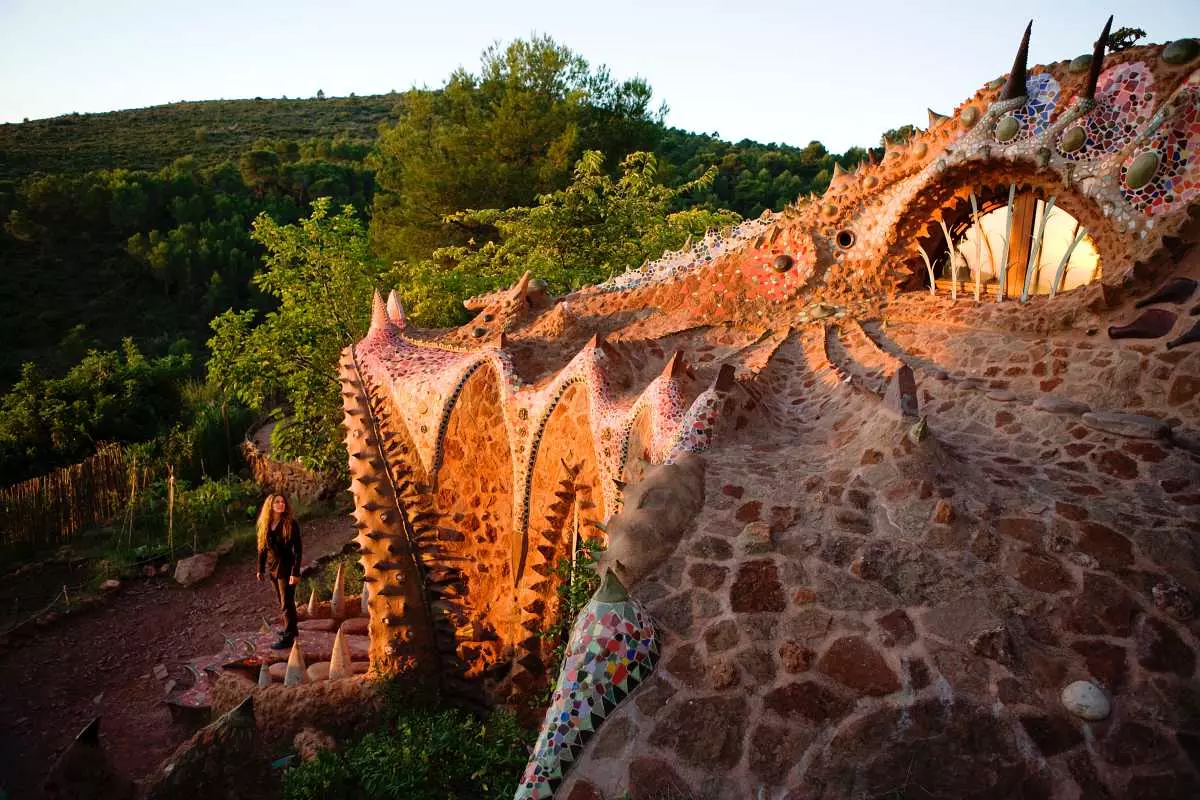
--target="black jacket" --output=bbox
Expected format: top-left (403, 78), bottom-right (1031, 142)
top-left (258, 519), bottom-right (303, 579)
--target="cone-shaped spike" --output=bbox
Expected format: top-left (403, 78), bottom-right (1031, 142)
top-left (369, 290), bottom-right (390, 333)
top-left (361, 583), bottom-right (370, 616)
top-left (831, 162), bottom-right (848, 180)
top-left (328, 628), bottom-right (352, 680)
top-left (258, 663), bottom-right (272, 687)
top-left (1000, 21), bottom-right (1033, 101)
top-left (284, 641), bottom-right (307, 686)
top-left (594, 568), bottom-right (629, 602)
top-left (307, 588), bottom-right (318, 617)
top-left (927, 108), bottom-right (949, 127)
top-left (661, 351), bottom-right (686, 380)
top-left (867, 150), bottom-right (877, 166)
top-left (230, 694), bottom-right (255, 726)
top-left (386, 290), bottom-right (406, 329)
top-left (330, 563), bottom-right (346, 619)
top-left (715, 363), bottom-right (737, 391)
top-left (76, 717), bottom-right (101, 745)
top-left (510, 271), bottom-right (532, 303)
top-left (259, 619), bottom-right (272, 635)
top-left (1084, 16), bottom-right (1113, 101)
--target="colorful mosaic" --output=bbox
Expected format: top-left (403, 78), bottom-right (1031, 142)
top-left (1003, 72), bottom-right (1060, 141)
top-left (1121, 73), bottom-right (1200, 215)
top-left (514, 571), bottom-right (657, 799)
top-left (1059, 61), bottom-right (1155, 161)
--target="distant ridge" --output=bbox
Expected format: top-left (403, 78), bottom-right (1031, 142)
top-left (0, 94), bottom-right (400, 181)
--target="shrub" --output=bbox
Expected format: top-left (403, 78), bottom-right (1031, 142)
top-left (282, 707), bottom-right (530, 800)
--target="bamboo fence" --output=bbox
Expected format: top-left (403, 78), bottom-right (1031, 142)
top-left (0, 444), bottom-right (134, 548)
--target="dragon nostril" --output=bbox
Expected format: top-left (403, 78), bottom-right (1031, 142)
top-left (836, 230), bottom-right (856, 249)
top-left (772, 254), bottom-right (795, 273)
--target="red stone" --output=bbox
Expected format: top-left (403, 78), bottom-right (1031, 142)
top-left (721, 484), bottom-right (744, 499)
top-left (996, 517), bottom-right (1045, 545)
top-left (688, 563), bottom-right (728, 592)
top-left (1077, 522), bottom-right (1134, 568)
top-left (1055, 501), bottom-right (1088, 521)
top-left (1070, 640), bottom-right (1129, 690)
top-left (735, 501), bottom-right (762, 522)
top-left (649, 696), bottom-right (748, 769)
top-left (876, 609), bottom-right (916, 647)
top-left (778, 641), bottom-right (814, 673)
top-left (1015, 553), bottom-right (1074, 593)
top-left (1168, 374), bottom-right (1200, 406)
top-left (861, 449), bottom-right (883, 465)
top-left (566, 780), bottom-right (603, 800)
top-left (817, 636), bottom-right (899, 696)
top-left (931, 500), bottom-right (955, 524)
top-left (1092, 449), bottom-right (1139, 479)
top-left (1019, 714), bottom-right (1084, 757)
top-left (1064, 574), bottom-right (1137, 636)
top-left (731, 560), bottom-right (785, 613)
top-left (763, 680), bottom-right (852, 722)
top-left (1122, 440), bottom-right (1168, 462)
top-left (1135, 616), bottom-right (1196, 677)
top-left (628, 757), bottom-right (694, 800)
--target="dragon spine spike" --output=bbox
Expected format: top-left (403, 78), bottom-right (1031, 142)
top-left (927, 108), bottom-right (949, 127)
top-left (330, 562), bottom-right (346, 618)
top-left (307, 588), bottom-right (318, 616)
top-left (284, 641), bottom-right (306, 686)
top-left (1084, 16), bottom-right (1113, 101)
top-left (1000, 20), bottom-right (1033, 101)
top-left (257, 663), bottom-right (271, 687)
top-left (369, 290), bottom-right (391, 333)
top-left (328, 628), bottom-right (352, 680)
top-left (715, 363), bottom-right (738, 391)
top-left (385, 290), bottom-right (406, 327)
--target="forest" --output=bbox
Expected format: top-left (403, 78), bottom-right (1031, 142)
top-left (0, 36), bottom-right (878, 494)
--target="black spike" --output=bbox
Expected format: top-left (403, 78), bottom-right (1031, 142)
top-left (1084, 16), bottom-right (1113, 101)
top-left (1000, 21), bottom-right (1033, 101)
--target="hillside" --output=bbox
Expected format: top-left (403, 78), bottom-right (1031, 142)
top-left (0, 94), bottom-right (398, 182)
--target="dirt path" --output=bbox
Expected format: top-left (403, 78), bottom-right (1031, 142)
top-left (0, 514), bottom-right (354, 798)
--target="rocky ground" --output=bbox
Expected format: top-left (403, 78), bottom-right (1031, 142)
top-left (0, 514), bottom-right (354, 798)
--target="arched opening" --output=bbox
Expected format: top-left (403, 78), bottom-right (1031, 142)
top-left (911, 186), bottom-right (1100, 298)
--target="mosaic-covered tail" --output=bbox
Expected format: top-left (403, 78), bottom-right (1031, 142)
top-left (514, 570), bottom-right (658, 799)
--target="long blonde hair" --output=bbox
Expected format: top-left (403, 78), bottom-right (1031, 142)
top-left (256, 494), bottom-right (295, 553)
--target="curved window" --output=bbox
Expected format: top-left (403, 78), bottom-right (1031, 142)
top-left (920, 189), bottom-right (1100, 298)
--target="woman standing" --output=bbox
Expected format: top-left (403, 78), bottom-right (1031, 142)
top-left (256, 494), bottom-right (303, 649)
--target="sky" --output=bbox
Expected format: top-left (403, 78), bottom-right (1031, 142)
top-left (1, 0), bottom-right (1197, 153)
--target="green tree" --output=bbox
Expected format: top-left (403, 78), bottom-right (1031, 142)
top-left (397, 150), bottom-right (739, 326)
top-left (207, 198), bottom-right (386, 472)
top-left (1107, 26), bottom-right (1147, 51)
top-left (370, 35), bottom-right (662, 266)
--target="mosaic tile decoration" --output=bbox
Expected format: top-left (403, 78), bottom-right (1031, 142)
top-left (1060, 61), bottom-right (1155, 161)
top-left (514, 570), bottom-right (658, 800)
top-left (1004, 72), bottom-right (1061, 141)
top-left (1122, 72), bottom-right (1200, 215)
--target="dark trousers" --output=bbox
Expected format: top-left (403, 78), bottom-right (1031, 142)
top-left (272, 578), bottom-right (298, 636)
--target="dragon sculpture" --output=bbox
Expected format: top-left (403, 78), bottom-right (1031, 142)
top-left (341, 20), bottom-right (1200, 799)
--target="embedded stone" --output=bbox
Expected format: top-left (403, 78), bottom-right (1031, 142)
top-left (931, 500), bottom-right (955, 524)
top-left (689, 536), bottom-right (733, 561)
top-left (882, 365), bottom-right (919, 419)
top-left (703, 619), bottom-right (740, 652)
top-left (688, 562), bottom-right (728, 591)
top-left (731, 560), bottom-right (785, 613)
top-left (1125, 151), bottom-right (1161, 190)
top-left (748, 723), bottom-right (814, 786)
top-left (711, 659), bottom-right (739, 690)
top-left (772, 254), bottom-right (795, 273)
top-left (1068, 53), bottom-right (1093, 73)
top-left (1163, 38), bottom-right (1200, 65)
top-left (960, 106), bottom-right (980, 128)
top-left (649, 695), bottom-right (748, 769)
top-left (1061, 680), bottom-right (1110, 720)
top-left (663, 644), bottom-right (706, 687)
top-left (1070, 640), bottom-right (1128, 690)
top-left (1098, 721), bottom-right (1174, 766)
top-left (1064, 574), bottom-right (1137, 636)
top-left (968, 625), bottom-right (1014, 665)
top-left (1020, 713), bottom-right (1084, 756)
top-left (1060, 126), bottom-right (1086, 153)
top-left (1015, 553), bottom-right (1074, 593)
top-left (1077, 522), bottom-right (1133, 568)
top-left (995, 115), bottom-right (1020, 142)
top-left (764, 680), bottom-right (851, 723)
top-left (1081, 411), bottom-right (1170, 439)
top-left (1153, 577), bottom-right (1195, 620)
top-left (174, 552), bottom-right (218, 587)
top-left (628, 757), bottom-right (693, 800)
top-left (876, 609), bottom-right (916, 647)
top-left (778, 641), bottom-right (814, 673)
top-left (1135, 615), bottom-right (1196, 677)
top-left (736, 647), bottom-right (778, 686)
top-left (817, 636), bottom-right (899, 695)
